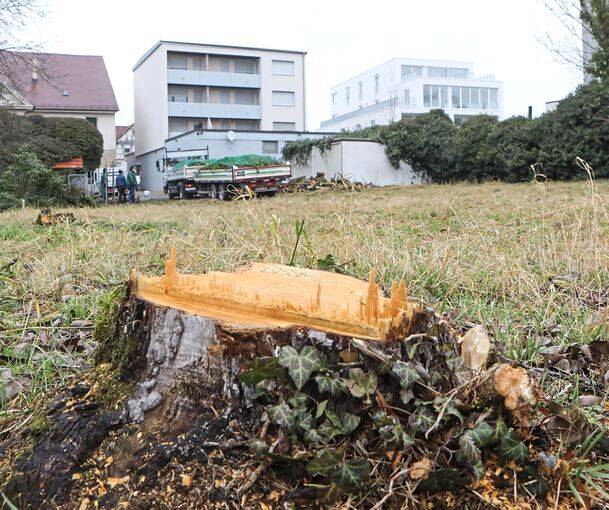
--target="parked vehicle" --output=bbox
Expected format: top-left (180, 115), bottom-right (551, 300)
top-left (163, 155), bottom-right (291, 200)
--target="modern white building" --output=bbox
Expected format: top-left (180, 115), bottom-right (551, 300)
top-left (320, 58), bottom-right (503, 131)
top-left (133, 41), bottom-right (306, 154)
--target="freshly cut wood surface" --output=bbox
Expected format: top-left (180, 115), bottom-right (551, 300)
top-left (134, 247), bottom-right (423, 340)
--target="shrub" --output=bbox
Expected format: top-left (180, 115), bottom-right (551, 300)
top-left (0, 149), bottom-right (94, 211)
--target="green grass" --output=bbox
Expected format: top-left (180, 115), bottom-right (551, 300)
top-left (1, 179), bottom-right (609, 417)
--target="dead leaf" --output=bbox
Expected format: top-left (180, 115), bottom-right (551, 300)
top-left (410, 457), bottom-right (432, 480)
top-left (180, 473), bottom-right (192, 487)
top-left (494, 364), bottom-right (538, 411)
top-left (339, 350), bottom-right (359, 363)
top-left (107, 476), bottom-right (130, 487)
top-left (78, 498), bottom-right (90, 510)
top-left (459, 324), bottom-right (491, 371)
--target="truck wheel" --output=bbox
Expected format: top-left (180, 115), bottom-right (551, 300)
top-left (210, 184), bottom-right (217, 200)
top-left (178, 184), bottom-right (186, 200)
top-left (218, 184), bottom-right (227, 201)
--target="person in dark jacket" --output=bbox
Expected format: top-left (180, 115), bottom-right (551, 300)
top-left (100, 168), bottom-right (108, 202)
top-left (127, 166), bottom-right (138, 204)
top-left (115, 169), bottom-right (127, 204)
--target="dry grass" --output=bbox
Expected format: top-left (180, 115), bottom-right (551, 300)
top-left (1, 179), bottom-right (609, 407)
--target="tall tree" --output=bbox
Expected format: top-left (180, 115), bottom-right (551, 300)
top-left (0, 0), bottom-right (44, 88)
top-left (542, 0), bottom-right (609, 82)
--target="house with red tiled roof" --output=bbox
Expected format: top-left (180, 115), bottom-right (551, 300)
top-left (0, 51), bottom-right (119, 167)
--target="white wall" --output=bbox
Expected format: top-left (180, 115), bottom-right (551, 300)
top-left (134, 42), bottom-right (306, 151)
top-left (322, 57), bottom-right (503, 130)
top-left (293, 139), bottom-right (421, 186)
top-left (134, 45), bottom-right (168, 155)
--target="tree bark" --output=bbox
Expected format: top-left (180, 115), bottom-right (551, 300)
top-left (1, 258), bottom-right (450, 509)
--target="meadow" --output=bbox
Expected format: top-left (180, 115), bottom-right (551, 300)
top-left (1, 179), bottom-right (609, 429)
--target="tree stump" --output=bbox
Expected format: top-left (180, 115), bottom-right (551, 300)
top-left (2, 250), bottom-right (474, 509)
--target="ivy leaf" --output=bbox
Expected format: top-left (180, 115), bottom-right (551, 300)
top-left (417, 469), bottom-right (468, 494)
top-left (316, 400), bottom-right (328, 419)
top-left (392, 361), bottom-right (421, 389)
top-left (457, 434), bottom-right (481, 471)
top-left (331, 459), bottom-right (371, 488)
top-left (239, 357), bottom-right (285, 386)
top-left (468, 421), bottom-right (494, 448)
top-left (288, 392), bottom-right (308, 410)
top-left (520, 466), bottom-right (550, 497)
top-left (408, 406), bottom-right (436, 435)
top-left (304, 428), bottom-right (323, 443)
top-left (341, 413), bottom-right (361, 434)
top-left (315, 373), bottom-right (345, 396)
top-left (493, 416), bottom-right (508, 442)
top-left (279, 345), bottom-right (324, 390)
top-left (296, 409), bottom-right (314, 432)
top-left (346, 368), bottom-right (378, 400)
top-left (400, 388), bottom-right (415, 404)
top-left (498, 430), bottom-right (530, 464)
top-left (444, 351), bottom-right (470, 385)
top-left (266, 402), bottom-right (296, 429)
top-left (306, 448), bottom-right (342, 476)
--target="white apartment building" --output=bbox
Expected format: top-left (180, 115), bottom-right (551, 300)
top-left (133, 41), bottom-right (307, 157)
top-left (320, 58), bottom-right (503, 131)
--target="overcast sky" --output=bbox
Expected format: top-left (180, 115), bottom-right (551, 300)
top-left (26, 0), bottom-right (582, 129)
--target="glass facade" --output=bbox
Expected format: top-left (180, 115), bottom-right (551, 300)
top-left (401, 65), bottom-right (423, 79)
top-left (423, 85), bottom-right (499, 110)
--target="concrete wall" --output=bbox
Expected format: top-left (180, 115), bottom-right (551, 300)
top-left (293, 139), bottom-right (421, 186)
top-left (134, 45), bottom-right (168, 155)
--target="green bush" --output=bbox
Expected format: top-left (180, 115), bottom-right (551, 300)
top-left (0, 110), bottom-right (103, 171)
top-left (0, 149), bottom-right (94, 211)
top-left (283, 80), bottom-right (609, 184)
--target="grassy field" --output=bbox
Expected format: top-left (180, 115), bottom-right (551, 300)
top-left (1, 179), bottom-right (609, 424)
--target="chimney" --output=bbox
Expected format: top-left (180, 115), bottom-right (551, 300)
top-left (32, 58), bottom-right (39, 81)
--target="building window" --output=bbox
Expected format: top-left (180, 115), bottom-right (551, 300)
top-left (235, 59), bottom-right (256, 74)
top-left (490, 88), bottom-right (498, 109)
top-left (451, 87), bottom-right (461, 108)
top-left (272, 60), bottom-right (295, 75)
top-left (124, 145), bottom-right (131, 154)
top-left (401, 65), bottom-right (423, 79)
top-left (440, 86), bottom-right (449, 108)
top-left (358, 81), bottom-right (363, 101)
top-left (461, 87), bottom-right (471, 108)
top-left (404, 89), bottom-right (410, 106)
top-left (168, 53), bottom-right (187, 70)
top-left (374, 74), bottom-right (379, 96)
top-left (85, 116), bottom-right (97, 127)
top-left (262, 141), bottom-right (279, 154)
top-left (192, 56), bottom-right (204, 71)
top-left (273, 122), bottom-right (296, 131)
top-left (447, 68), bottom-right (468, 78)
top-left (470, 87), bottom-right (480, 108)
top-left (193, 89), bottom-right (204, 103)
top-left (234, 89), bottom-right (257, 105)
top-left (272, 91), bottom-right (296, 106)
top-left (480, 88), bottom-right (489, 109)
top-left (168, 117), bottom-right (188, 134)
top-left (220, 59), bottom-right (229, 72)
top-left (220, 89), bottom-right (230, 104)
top-left (331, 92), bottom-right (337, 105)
top-left (346, 86), bottom-right (350, 105)
top-left (428, 66), bottom-right (447, 78)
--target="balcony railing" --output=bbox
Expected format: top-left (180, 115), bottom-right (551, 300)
top-left (167, 69), bottom-right (261, 89)
top-left (168, 102), bottom-right (261, 119)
